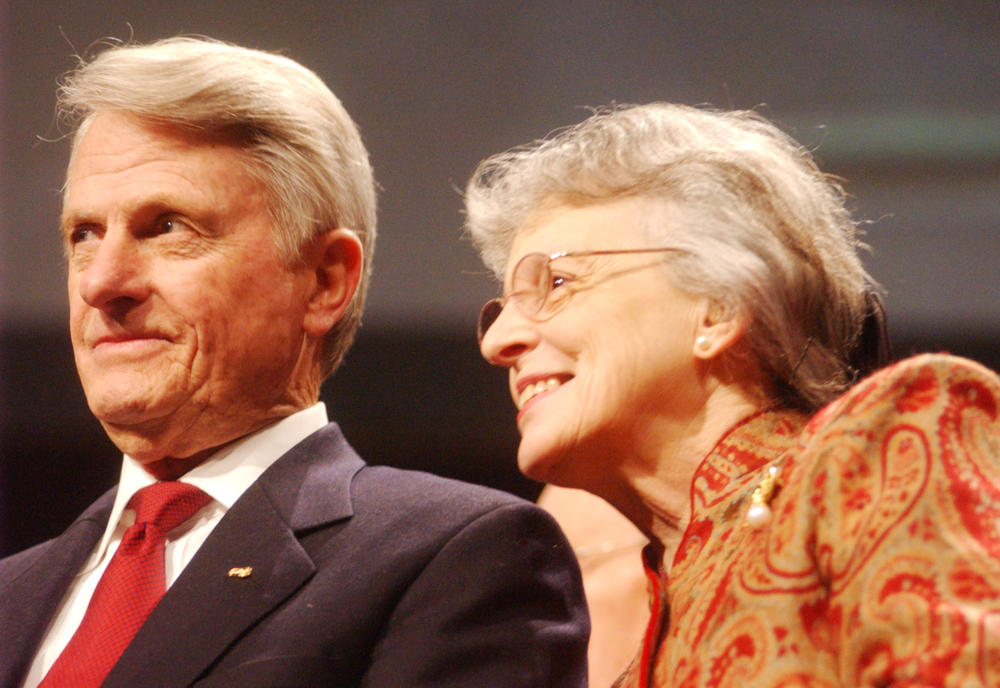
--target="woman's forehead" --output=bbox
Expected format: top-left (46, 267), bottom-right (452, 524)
top-left (509, 197), bottom-right (663, 260)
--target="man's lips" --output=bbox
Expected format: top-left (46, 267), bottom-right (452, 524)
top-left (89, 332), bottom-right (170, 350)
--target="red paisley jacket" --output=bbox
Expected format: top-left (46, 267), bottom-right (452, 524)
top-left (616, 354), bottom-right (1000, 687)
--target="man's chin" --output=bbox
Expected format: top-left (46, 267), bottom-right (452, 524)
top-left (97, 416), bottom-right (166, 454)
top-left (90, 399), bottom-right (164, 427)
top-left (90, 398), bottom-right (176, 449)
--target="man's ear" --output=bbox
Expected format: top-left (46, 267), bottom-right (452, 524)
top-left (692, 301), bottom-right (747, 360)
top-left (303, 228), bottom-right (363, 337)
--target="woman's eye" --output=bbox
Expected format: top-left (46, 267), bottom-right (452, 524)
top-left (550, 274), bottom-right (569, 290)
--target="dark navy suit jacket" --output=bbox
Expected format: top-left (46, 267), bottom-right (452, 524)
top-left (0, 423), bottom-right (589, 687)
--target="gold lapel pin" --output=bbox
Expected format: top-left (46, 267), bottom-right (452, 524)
top-left (228, 566), bottom-right (253, 578)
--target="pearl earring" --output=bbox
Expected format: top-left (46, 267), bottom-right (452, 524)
top-left (696, 336), bottom-right (710, 351)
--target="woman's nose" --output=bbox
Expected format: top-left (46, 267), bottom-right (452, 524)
top-left (479, 299), bottom-right (540, 367)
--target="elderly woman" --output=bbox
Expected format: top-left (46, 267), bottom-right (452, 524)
top-left (465, 103), bottom-right (1000, 687)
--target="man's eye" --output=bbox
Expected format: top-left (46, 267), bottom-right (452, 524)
top-left (157, 215), bottom-right (185, 234)
top-left (69, 226), bottom-right (99, 244)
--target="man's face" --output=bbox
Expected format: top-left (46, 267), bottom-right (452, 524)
top-left (64, 111), bottom-right (319, 472)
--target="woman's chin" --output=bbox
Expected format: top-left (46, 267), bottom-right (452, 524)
top-left (517, 442), bottom-right (574, 485)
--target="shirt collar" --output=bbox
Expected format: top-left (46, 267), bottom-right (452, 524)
top-left (82, 402), bottom-right (329, 573)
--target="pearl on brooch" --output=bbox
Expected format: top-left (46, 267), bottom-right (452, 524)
top-left (745, 502), bottom-right (772, 528)
top-left (746, 464), bottom-right (782, 530)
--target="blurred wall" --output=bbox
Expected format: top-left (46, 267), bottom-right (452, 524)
top-left (2, 0), bottom-right (999, 554)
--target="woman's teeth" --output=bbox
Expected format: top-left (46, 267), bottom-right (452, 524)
top-left (519, 378), bottom-right (561, 409)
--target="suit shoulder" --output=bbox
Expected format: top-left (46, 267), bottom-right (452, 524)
top-left (352, 464), bottom-right (529, 516)
top-left (334, 466), bottom-right (570, 581)
top-left (0, 539), bottom-right (51, 581)
top-left (347, 465), bottom-right (554, 543)
top-left (0, 487), bottom-right (114, 582)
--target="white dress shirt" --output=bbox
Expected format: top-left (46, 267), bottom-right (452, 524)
top-left (23, 403), bottom-right (329, 687)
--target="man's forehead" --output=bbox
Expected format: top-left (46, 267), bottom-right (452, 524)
top-left (69, 112), bottom-right (253, 179)
top-left (64, 112), bottom-right (261, 214)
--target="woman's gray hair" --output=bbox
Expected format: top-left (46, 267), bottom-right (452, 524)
top-left (58, 36), bottom-right (377, 377)
top-left (465, 103), bottom-right (878, 411)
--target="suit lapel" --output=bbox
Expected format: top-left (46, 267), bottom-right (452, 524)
top-left (0, 489), bottom-right (115, 688)
top-left (102, 423), bottom-right (363, 688)
top-left (102, 482), bottom-right (316, 687)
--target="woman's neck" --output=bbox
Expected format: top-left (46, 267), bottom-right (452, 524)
top-left (602, 383), bottom-right (767, 571)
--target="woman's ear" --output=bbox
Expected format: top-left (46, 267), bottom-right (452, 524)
top-left (303, 228), bottom-right (363, 337)
top-left (692, 301), bottom-right (747, 360)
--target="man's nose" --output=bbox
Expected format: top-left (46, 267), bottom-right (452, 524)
top-left (75, 231), bottom-right (150, 310)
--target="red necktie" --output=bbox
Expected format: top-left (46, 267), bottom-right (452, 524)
top-left (39, 481), bottom-right (211, 688)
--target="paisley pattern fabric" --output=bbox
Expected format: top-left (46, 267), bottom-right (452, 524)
top-left (616, 354), bottom-right (1000, 687)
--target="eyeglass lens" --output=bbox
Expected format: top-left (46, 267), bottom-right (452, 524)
top-left (477, 247), bottom-right (683, 344)
top-left (512, 253), bottom-right (549, 315)
top-left (476, 253), bottom-right (550, 343)
top-left (477, 299), bottom-right (503, 343)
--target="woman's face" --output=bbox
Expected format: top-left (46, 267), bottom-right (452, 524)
top-left (479, 197), bottom-right (710, 486)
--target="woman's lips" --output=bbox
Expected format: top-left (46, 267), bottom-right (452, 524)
top-left (518, 376), bottom-right (564, 410)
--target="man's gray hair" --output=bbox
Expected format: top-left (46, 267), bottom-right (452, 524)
top-left (465, 103), bottom-right (877, 411)
top-left (58, 36), bottom-right (376, 376)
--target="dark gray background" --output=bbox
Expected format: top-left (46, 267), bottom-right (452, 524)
top-left (2, 0), bottom-right (998, 554)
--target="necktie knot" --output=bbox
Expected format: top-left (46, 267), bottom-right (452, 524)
top-left (127, 481), bottom-right (212, 535)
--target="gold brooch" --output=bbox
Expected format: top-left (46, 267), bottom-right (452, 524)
top-left (227, 566), bottom-right (253, 578)
top-left (746, 464), bottom-right (782, 529)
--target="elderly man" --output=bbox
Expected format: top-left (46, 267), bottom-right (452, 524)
top-left (0, 37), bottom-right (588, 688)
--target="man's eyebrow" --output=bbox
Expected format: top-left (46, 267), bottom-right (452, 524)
top-left (60, 209), bottom-right (98, 234)
top-left (61, 196), bottom-right (208, 227)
